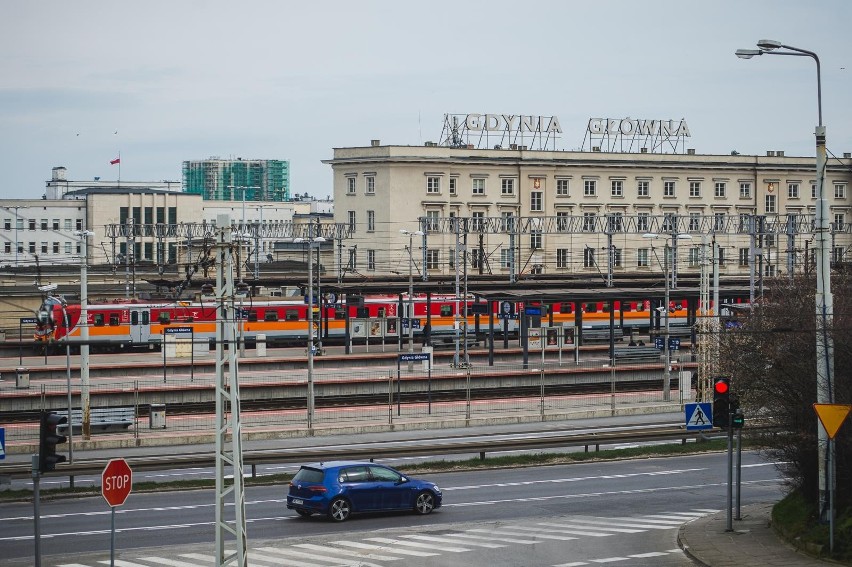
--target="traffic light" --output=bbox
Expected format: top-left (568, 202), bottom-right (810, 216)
top-left (39, 411), bottom-right (67, 473)
top-left (712, 377), bottom-right (731, 428)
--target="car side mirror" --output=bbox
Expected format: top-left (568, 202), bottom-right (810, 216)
top-left (397, 476), bottom-right (408, 484)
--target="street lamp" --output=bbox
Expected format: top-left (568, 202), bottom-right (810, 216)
top-left (643, 232), bottom-right (693, 402)
top-left (294, 235), bottom-right (325, 429)
top-left (73, 229), bottom-right (95, 439)
top-left (253, 204), bottom-right (274, 280)
top-left (735, 38), bottom-right (834, 522)
top-left (400, 229), bottom-right (424, 370)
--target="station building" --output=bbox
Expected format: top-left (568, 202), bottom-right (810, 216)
top-left (325, 124), bottom-right (852, 281)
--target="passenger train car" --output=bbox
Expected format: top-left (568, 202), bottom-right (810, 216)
top-left (34, 293), bottom-right (739, 351)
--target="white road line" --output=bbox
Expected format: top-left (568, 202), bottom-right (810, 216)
top-left (552, 562), bottom-right (589, 567)
top-left (136, 557), bottom-right (212, 567)
top-left (255, 546), bottom-right (385, 567)
top-left (628, 552), bottom-right (670, 558)
top-left (56, 564), bottom-right (93, 567)
top-left (100, 561), bottom-right (160, 567)
top-left (291, 543), bottom-right (402, 561)
top-left (330, 541), bottom-right (439, 557)
top-left (179, 553), bottom-right (217, 565)
top-left (510, 525), bottom-right (612, 537)
top-left (568, 518), bottom-right (682, 530)
top-left (440, 532), bottom-right (539, 545)
top-left (468, 528), bottom-right (578, 541)
top-left (365, 536), bottom-right (471, 553)
top-left (537, 522), bottom-right (644, 534)
top-left (588, 557), bottom-right (630, 563)
top-left (248, 550), bottom-right (331, 567)
top-left (443, 469), bottom-right (707, 491)
top-left (401, 534), bottom-right (506, 548)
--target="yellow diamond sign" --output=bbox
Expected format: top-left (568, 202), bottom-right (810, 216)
top-left (813, 404), bottom-right (852, 440)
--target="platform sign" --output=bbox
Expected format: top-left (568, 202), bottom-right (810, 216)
top-left (401, 318), bottom-right (421, 329)
top-left (163, 326), bottom-right (193, 334)
top-left (654, 337), bottom-right (681, 351)
top-left (813, 403), bottom-right (852, 439)
top-left (685, 403), bottom-right (713, 430)
top-left (0, 427), bottom-right (5, 460)
top-left (399, 353), bottom-right (430, 362)
top-left (524, 306), bottom-right (542, 316)
top-left (20, 317), bottom-right (37, 325)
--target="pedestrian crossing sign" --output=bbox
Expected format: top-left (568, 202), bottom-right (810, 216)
top-left (685, 403), bottom-right (713, 430)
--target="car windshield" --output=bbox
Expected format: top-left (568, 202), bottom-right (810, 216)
top-left (292, 467), bottom-right (324, 484)
top-left (369, 466), bottom-right (401, 482)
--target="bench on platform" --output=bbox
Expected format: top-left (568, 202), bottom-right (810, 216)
top-left (613, 346), bottom-right (662, 363)
top-left (581, 328), bottom-right (624, 343)
top-left (57, 407), bottom-right (136, 435)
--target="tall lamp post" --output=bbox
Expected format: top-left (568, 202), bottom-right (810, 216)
top-left (643, 232), bottom-right (692, 402)
top-left (735, 39), bottom-right (834, 522)
top-left (74, 229), bottom-right (95, 439)
top-left (294, 235), bottom-right (325, 429)
top-left (400, 229), bottom-right (424, 370)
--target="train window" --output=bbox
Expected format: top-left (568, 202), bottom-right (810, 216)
top-left (109, 313), bottom-right (120, 326)
top-left (622, 302), bottom-right (632, 313)
top-left (286, 309), bottom-right (300, 321)
top-left (584, 302), bottom-right (597, 313)
top-left (131, 311), bottom-right (138, 325)
top-left (602, 303), bottom-right (610, 313)
top-left (560, 302), bottom-right (573, 314)
top-left (266, 310), bottom-right (280, 322)
top-left (334, 309), bottom-right (345, 320)
top-left (440, 305), bottom-right (453, 317)
top-left (142, 311), bottom-right (150, 325)
top-left (377, 307), bottom-right (386, 318)
top-left (356, 307), bottom-right (369, 318)
top-left (247, 310), bottom-right (258, 322)
top-left (94, 313), bottom-right (105, 327)
top-left (159, 312), bottom-right (171, 324)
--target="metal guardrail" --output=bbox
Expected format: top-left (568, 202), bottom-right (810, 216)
top-left (0, 422), bottom-right (762, 480)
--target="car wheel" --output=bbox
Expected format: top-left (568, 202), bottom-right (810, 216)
top-left (414, 490), bottom-right (435, 515)
top-left (328, 497), bottom-right (351, 522)
top-left (295, 509), bottom-right (313, 517)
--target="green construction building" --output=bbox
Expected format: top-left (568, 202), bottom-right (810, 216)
top-left (182, 158), bottom-right (290, 201)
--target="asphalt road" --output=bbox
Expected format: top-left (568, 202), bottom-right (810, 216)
top-left (1, 451), bottom-right (783, 566)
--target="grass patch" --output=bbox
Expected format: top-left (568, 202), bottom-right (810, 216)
top-left (1, 437), bottom-right (730, 502)
top-left (772, 490), bottom-right (852, 564)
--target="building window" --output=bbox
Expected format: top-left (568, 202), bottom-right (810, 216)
top-left (662, 213), bottom-right (675, 232)
top-left (557, 211), bottom-right (569, 232)
top-left (530, 231), bottom-right (542, 249)
top-left (471, 211), bottom-right (484, 232)
top-left (764, 233), bottom-right (776, 247)
top-left (688, 247), bottom-right (700, 268)
top-left (3, 219), bottom-right (9, 230)
top-left (426, 249), bottom-right (439, 270)
top-left (611, 180), bottom-right (623, 197)
top-left (28, 242), bottom-right (35, 253)
top-left (347, 211), bottom-right (356, 233)
top-left (40, 219), bottom-right (48, 230)
top-left (3, 242), bottom-right (9, 253)
top-left (689, 181), bottom-right (701, 198)
top-left (638, 212), bottom-right (650, 232)
top-left (583, 247), bottom-right (595, 268)
top-left (501, 178), bottom-right (514, 195)
top-left (365, 176), bottom-right (375, 194)
top-left (637, 180), bottom-right (649, 197)
top-left (664, 181), bottom-right (676, 197)
top-left (530, 191), bottom-right (543, 212)
top-left (765, 194), bottom-right (776, 214)
top-left (64, 242), bottom-right (71, 254)
top-left (739, 182), bottom-right (751, 199)
top-left (607, 213), bottom-right (623, 232)
top-left (51, 219), bottom-right (59, 230)
top-left (689, 213), bottom-right (700, 231)
top-left (51, 242), bottom-right (58, 254)
top-left (556, 179), bottom-right (569, 196)
top-left (833, 213), bottom-right (845, 232)
top-left (500, 249), bottom-right (512, 268)
top-left (41, 242), bottom-right (48, 253)
top-left (449, 177), bottom-right (457, 196)
top-left (718, 248), bottom-right (726, 267)
top-left (501, 212), bottom-right (514, 232)
top-left (714, 213), bottom-right (725, 231)
top-left (367, 250), bottom-right (375, 271)
top-left (715, 182), bottom-right (726, 198)
top-left (738, 213), bottom-right (751, 233)
top-left (557, 248), bottom-right (570, 268)
top-left (835, 184), bottom-right (847, 199)
top-left (426, 210), bottom-right (439, 231)
top-left (427, 176), bottom-right (441, 194)
top-left (472, 178), bottom-right (485, 195)
top-left (583, 180), bottom-right (596, 197)
top-left (582, 212), bottom-right (596, 232)
top-left (788, 183), bottom-right (800, 199)
top-left (76, 219), bottom-right (83, 231)
top-left (64, 219), bottom-right (72, 230)
top-left (347, 177), bottom-right (356, 194)
top-left (367, 210), bottom-right (375, 232)
top-left (28, 219), bottom-right (36, 231)
top-left (637, 248), bottom-right (650, 267)
top-left (739, 248), bottom-right (749, 267)
top-left (448, 248), bottom-right (455, 269)
top-left (833, 246), bottom-right (844, 263)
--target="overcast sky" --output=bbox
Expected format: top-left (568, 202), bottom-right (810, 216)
top-left (1, 0), bottom-right (850, 200)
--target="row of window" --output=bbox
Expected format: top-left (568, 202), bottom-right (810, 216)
top-left (3, 242), bottom-right (81, 255)
top-left (2, 219), bottom-right (84, 231)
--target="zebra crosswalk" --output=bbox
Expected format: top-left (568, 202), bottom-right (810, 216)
top-left (54, 509), bottom-right (718, 567)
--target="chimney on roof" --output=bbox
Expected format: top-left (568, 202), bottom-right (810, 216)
top-left (370, 139), bottom-right (381, 147)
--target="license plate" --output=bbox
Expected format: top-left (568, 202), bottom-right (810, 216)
top-left (291, 498), bottom-right (303, 505)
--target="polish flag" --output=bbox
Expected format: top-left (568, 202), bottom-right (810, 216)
top-left (110, 157), bottom-right (120, 165)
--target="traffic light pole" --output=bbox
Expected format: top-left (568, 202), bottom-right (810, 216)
top-left (32, 455), bottom-right (41, 567)
top-left (726, 422), bottom-right (733, 532)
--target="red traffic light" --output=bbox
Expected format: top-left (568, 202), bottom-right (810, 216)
top-left (714, 379), bottom-right (730, 395)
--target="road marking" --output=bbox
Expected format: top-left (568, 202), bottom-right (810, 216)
top-left (291, 543), bottom-right (402, 561)
top-left (537, 522), bottom-right (644, 534)
top-left (552, 562), bottom-right (589, 567)
top-left (365, 536), bottom-right (471, 552)
top-left (588, 557), bottom-right (630, 563)
top-left (443, 468), bottom-right (707, 491)
top-left (440, 532), bottom-right (539, 545)
top-left (566, 517), bottom-right (686, 530)
top-left (330, 540), bottom-right (439, 557)
top-left (256, 546), bottom-right (386, 566)
top-left (136, 557), bottom-right (211, 567)
top-left (102, 561), bottom-right (164, 567)
top-left (249, 549), bottom-right (341, 566)
top-left (628, 552), bottom-right (670, 558)
top-left (401, 534), bottom-right (506, 548)
top-left (467, 528), bottom-right (578, 541)
top-left (510, 525), bottom-right (611, 537)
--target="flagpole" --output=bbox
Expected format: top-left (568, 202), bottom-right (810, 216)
top-left (117, 151), bottom-right (121, 187)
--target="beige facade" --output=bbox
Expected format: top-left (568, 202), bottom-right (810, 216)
top-left (326, 145), bottom-right (852, 279)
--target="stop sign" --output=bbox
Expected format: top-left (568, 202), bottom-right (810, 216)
top-left (102, 458), bottom-right (133, 507)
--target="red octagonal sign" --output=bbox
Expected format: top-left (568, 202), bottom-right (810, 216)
top-left (102, 458), bottom-right (133, 507)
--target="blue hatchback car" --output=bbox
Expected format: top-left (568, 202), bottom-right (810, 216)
top-left (287, 461), bottom-right (442, 521)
